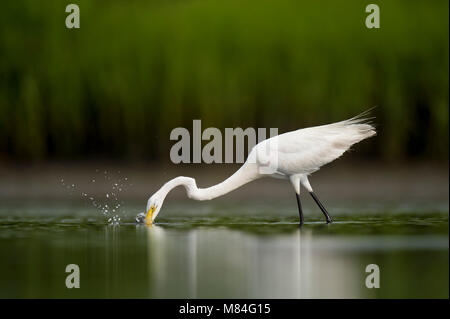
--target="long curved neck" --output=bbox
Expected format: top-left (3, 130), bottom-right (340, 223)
top-left (157, 163), bottom-right (260, 202)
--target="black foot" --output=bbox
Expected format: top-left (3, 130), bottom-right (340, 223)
top-left (309, 192), bottom-right (333, 224)
top-left (295, 192), bottom-right (304, 226)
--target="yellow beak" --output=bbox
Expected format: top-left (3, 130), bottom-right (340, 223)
top-left (145, 205), bottom-right (156, 225)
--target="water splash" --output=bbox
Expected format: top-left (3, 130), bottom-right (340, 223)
top-left (135, 212), bottom-right (146, 224)
top-left (60, 170), bottom-right (133, 225)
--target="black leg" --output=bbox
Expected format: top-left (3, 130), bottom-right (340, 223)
top-left (295, 193), bottom-right (304, 226)
top-left (309, 192), bottom-right (333, 224)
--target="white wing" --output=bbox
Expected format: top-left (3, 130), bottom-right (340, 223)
top-left (256, 114), bottom-right (376, 175)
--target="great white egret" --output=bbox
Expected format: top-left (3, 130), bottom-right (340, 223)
top-left (138, 111), bottom-right (376, 225)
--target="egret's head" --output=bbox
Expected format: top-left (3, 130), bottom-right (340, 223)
top-left (144, 193), bottom-right (163, 225)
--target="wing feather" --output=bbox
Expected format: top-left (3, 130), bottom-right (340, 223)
top-left (261, 113), bottom-right (376, 174)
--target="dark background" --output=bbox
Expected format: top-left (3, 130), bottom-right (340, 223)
top-left (0, 0), bottom-right (448, 164)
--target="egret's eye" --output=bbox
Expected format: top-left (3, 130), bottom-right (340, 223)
top-left (147, 205), bottom-right (156, 215)
top-left (144, 205), bottom-right (157, 224)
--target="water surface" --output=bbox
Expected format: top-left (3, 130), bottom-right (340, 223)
top-left (0, 202), bottom-right (448, 298)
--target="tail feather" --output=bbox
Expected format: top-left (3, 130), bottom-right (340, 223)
top-left (325, 109), bottom-right (377, 151)
top-left (343, 107), bottom-right (377, 125)
top-left (336, 108), bottom-right (377, 142)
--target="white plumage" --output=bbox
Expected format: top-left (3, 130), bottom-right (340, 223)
top-left (141, 111), bottom-right (376, 225)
